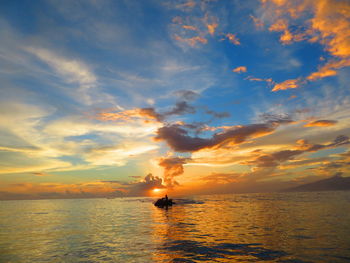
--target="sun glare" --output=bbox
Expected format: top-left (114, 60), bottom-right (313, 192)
top-left (153, 188), bottom-right (161, 193)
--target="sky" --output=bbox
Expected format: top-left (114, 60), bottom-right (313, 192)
top-left (0, 0), bottom-right (349, 200)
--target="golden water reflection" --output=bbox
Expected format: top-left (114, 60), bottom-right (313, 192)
top-left (0, 192), bottom-right (349, 262)
top-left (151, 192), bottom-right (350, 262)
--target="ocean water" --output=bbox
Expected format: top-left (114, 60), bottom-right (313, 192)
top-left (1, 192), bottom-right (350, 263)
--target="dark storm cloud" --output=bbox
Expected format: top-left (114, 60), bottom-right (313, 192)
top-left (155, 123), bottom-right (276, 152)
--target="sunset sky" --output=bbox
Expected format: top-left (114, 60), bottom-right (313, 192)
top-left (0, 0), bottom-right (349, 200)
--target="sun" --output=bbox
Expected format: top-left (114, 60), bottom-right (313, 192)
top-left (153, 188), bottom-right (161, 193)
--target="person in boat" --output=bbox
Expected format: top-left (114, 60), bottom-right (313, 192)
top-left (154, 194), bottom-right (174, 208)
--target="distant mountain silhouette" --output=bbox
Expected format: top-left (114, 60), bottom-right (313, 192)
top-left (284, 175), bottom-right (350, 192)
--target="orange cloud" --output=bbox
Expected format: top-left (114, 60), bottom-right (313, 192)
top-left (158, 157), bottom-right (189, 188)
top-left (310, 0), bottom-right (350, 58)
top-left (0, 172), bottom-right (169, 200)
top-left (263, 0), bottom-right (350, 90)
top-left (96, 108), bottom-right (161, 122)
top-left (242, 135), bottom-right (349, 169)
top-left (307, 59), bottom-right (350, 81)
top-left (272, 78), bottom-right (301, 91)
top-left (201, 172), bottom-right (240, 184)
top-left (246, 76), bottom-right (273, 82)
top-left (182, 25), bottom-right (198, 31)
top-left (269, 18), bottom-right (288, 32)
top-left (176, 0), bottom-right (196, 10)
top-left (32, 172), bottom-right (53, 176)
top-left (225, 33), bottom-right (240, 45)
top-left (207, 23), bottom-right (218, 35)
top-left (269, 19), bottom-right (306, 44)
top-left (174, 35), bottom-right (208, 46)
top-left (304, 120), bottom-right (338, 127)
top-left (250, 15), bottom-right (264, 28)
top-left (232, 66), bottom-right (247, 73)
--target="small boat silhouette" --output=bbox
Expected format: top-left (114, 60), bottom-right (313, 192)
top-left (154, 195), bottom-right (175, 208)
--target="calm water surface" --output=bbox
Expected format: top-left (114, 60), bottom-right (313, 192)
top-left (1, 192), bottom-right (350, 262)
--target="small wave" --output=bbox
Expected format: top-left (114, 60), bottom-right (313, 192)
top-left (160, 239), bottom-right (312, 262)
top-left (173, 198), bottom-right (204, 205)
top-left (290, 235), bottom-right (313, 240)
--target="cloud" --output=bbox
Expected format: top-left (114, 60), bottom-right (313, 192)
top-left (158, 157), bottom-right (189, 188)
top-left (232, 66), bottom-right (247, 73)
top-left (155, 122), bottom-right (279, 152)
top-left (174, 90), bottom-right (199, 101)
top-left (170, 4), bottom-right (222, 48)
top-left (201, 172), bottom-right (240, 184)
top-left (105, 173), bottom-right (166, 196)
top-left (304, 120), bottom-right (338, 127)
top-left (165, 101), bottom-right (196, 116)
top-left (174, 35), bottom-right (208, 47)
top-left (32, 172), bottom-right (53, 176)
top-left (23, 46), bottom-right (116, 106)
top-left (175, 0), bottom-right (196, 10)
top-left (96, 108), bottom-right (163, 122)
top-left (242, 135), bottom-right (350, 169)
top-left (182, 25), bottom-right (198, 31)
top-left (272, 78), bottom-right (302, 91)
top-left (261, 0), bottom-right (350, 91)
top-left (246, 76), bottom-right (273, 83)
top-left (102, 173), bottom-right (166, 195)
top-left (83, 143), bottom-right (159, 166)
top-left (207, 23), bottom-right (218, 35)
top-left (307, 59), bottom-right (350, 81)
top-left (0, 172), bottom-right (166, 200)
top-left (259, 113), bottom-right (293, 125)
top-left (205, 109), bottom-right (230, 119)
top-left (25, 47), bottom-right (96, 87)
top-left (45, 116), bottom-right (160, 138)
top-left (96, 101), bottom-right (196, 123)
top-left (225, 33), bottom-right (241, 45)
top-left (250, 15), bottom-right (264, 28)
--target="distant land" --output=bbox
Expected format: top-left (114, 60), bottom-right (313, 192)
top-left (283, 175), bottom-right (350, 192)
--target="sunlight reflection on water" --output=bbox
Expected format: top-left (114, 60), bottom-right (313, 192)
top-left (0, 192), bottom-right (350, 262)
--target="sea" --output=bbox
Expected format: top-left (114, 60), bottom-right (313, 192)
top-left (1, 191), bottom-right (350, 263)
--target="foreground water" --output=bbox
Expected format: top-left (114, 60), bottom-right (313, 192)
top-left (1, 192), bottom-right (350, 262)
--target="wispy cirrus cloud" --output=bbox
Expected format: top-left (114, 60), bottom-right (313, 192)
top-left (25, 47), bottom-right (97, 87)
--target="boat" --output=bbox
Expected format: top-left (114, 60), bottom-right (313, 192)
top-left (154, 196), bottom-right (175, 208)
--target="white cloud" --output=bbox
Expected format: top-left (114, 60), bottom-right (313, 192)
top-left (25, 46), bottom-right (97, 86)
